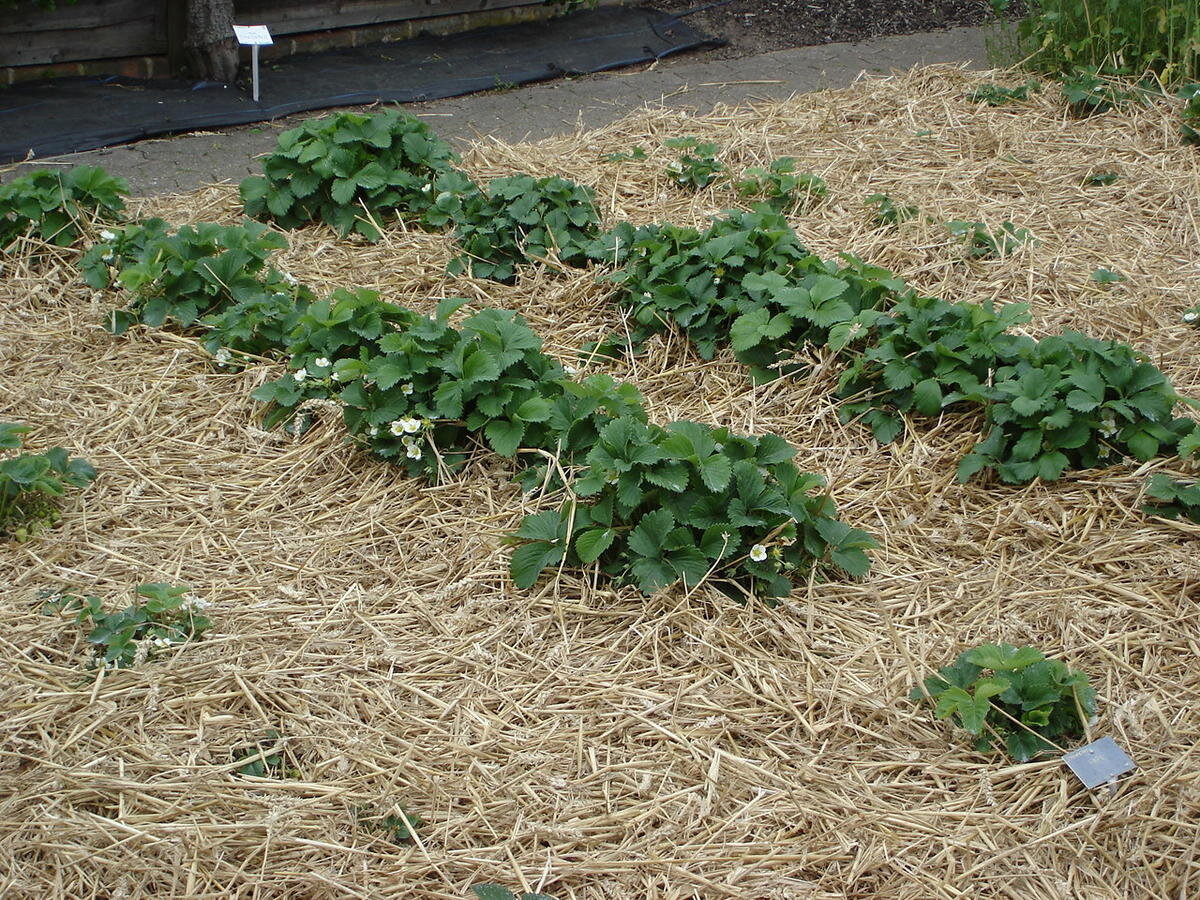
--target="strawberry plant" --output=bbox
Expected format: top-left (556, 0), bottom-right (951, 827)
top-left (866, 193), bottom-right (919, 227)
top-left (1181, 83), bottom-right (1200, 143)
top-left (911, 643), bottom-right (1096, 762)
top-left (602, 208), bottom-right (817, 359)
top-left (967, 79), bottom-right (1042, 105)
top-left (447, 175), bottom-right (602, 283)
top-left (0, 165), bottom-right (127, 250)
top-left (507, 417), bottom-right (875, 600)
top-left (251, 287), bottom-right (426, 431)
top-left (239, 109), bottom-right (458, 240)
top-left (664, 137), bottom-right (725, 189)
top-left (86, 219), bottom-right (303, 344)
top-left (836, 296), bottom-right (1035, 444)
top-left (1060, 68), bottom-right (1134, 116)
top-left (1143, 473), bottom-right (1200, 523)
top-left (730, 255), bottom-right (909, 383)
top-left (734, 159), bottom-right (827, 212)
top-left (473, 887), bottom-right (556, 900)
top-left (959, 331), bottom-right (1199, 483)
top-left (46, 583), bottom-right (210, 671)
top-left (946, 220), bottom-right (1037, 258)
top-left (231, 729), bottom-right (297, 778)
top-left (1, 423), bottom-right (97, 541)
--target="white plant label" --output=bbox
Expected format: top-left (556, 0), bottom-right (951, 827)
top-left (233, 25), bottom-right (273, 46)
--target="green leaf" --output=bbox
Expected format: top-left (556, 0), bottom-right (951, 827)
top-left (484, 419), bottom-right (525, 457)
top-left (627, 509), bottom-right (674, 558)
top-left (471, 888), bottom-right (517, 900)
top-left (575, 526), bottom-right (616, 563)
top-left (911, 378), bottom-right (944, 417)
top-left (509, 541), bottom-right (564, 589)
top-left (513, 509), bottom-right (563, 543)
top-left (963, 643), bottom-right (1044, 671)
top-left (462, 348), bottom-right (501, 384)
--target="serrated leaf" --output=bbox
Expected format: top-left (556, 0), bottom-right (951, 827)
top-left (575, 527), bottom-right (616, 563)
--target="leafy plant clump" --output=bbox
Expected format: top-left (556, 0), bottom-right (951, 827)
top-left (0, 166), bottom-right (128, 251)
top-left (508, 417), bottom-right (876, 600)
top-left (866, 193), bottom-right (919, 227)
top-left (46, 583), bottom-right (211, 671)
top-left (472, 886), bottom-right (556, 900)
top-left (231, 729), bottom-right (298, 778)
top-left (599, 208), bottom-right (910, 381)
top-left (664, 137), bottom-right (726, 189)
top-left (960, 331), bottom-right (1198, 483)
top-left (1142, 473), bottom-right (1200, 523)
top-left (1181, 83), bottom-right (1200, 143)
top-left (1, 423), bottom-right (97, 541)
top-left (946, 219), bottom-right (1037, 258)
top-left (911, 643), bottom-right (1096, 762)
top-left (967, 78), bottom-right (1043, 105)
top-left (83, 218), bottom-right (312, 357)
top-left (734, 158), bottom-right (827, 212)
top-left (239, 109), bottom-right (458, 240)
top-left (447, 175), bottom-right (602, 282)
top-left (253, 291), bottom-right (642, 483)
top-left (836, 296), bottom-right (1035, 444)
top-left (1059, 68), bottom-right (1136, 116)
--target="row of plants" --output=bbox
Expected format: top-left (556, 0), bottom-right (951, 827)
top-left (83, 214), bottom-right (873, 601)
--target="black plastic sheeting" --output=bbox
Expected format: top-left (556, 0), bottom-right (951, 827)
top-left (0, 7), bottom-right (720, 164)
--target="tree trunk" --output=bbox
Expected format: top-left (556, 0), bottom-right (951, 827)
top-left (185, 0), bottom-right (238, 83)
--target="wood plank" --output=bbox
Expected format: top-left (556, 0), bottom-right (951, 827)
top-left (0, 18), bottom-right (164, 67)
top-left (0, 0), bottom-right (158, 34)
top-left (235, 0), bottom-right (545, 37)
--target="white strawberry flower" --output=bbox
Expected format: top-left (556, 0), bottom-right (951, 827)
top-left (213, 347), bottom-right (232, 366)
top-left (749, 544), bottom-right (768, 562)
top-left (1184, 311), bottom-right (1198, 323)
top-left (391, 416), bottom-right (422, 436)
top-left (406, 444), bottom-right (423, 460)
top-left (401, 383), bottom-right (414, 395)
top-left (313, 357), bottom-right (331, 369)
top-left (99, 229), bottom-right (116, 241)
top-left (293, 368), bottom-right (307, 383)
top-left (563, 365), bottom-right (578, 376)
top-left (368, 426), bottom-right (379, 437)
top-left (282, 272), bottom-right (298, 285)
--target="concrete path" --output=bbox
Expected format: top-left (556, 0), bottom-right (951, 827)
top-left (11, 26), bottom-right (991, 196)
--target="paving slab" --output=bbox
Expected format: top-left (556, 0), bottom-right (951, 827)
top-left (4, 26), bottom-right (991, 196)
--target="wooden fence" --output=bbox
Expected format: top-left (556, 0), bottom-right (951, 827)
top-left (0, 0), bottom-right (562, 77)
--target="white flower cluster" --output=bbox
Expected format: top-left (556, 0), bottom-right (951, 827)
top-left (389, 416), bottom-right (423, 436)
top-left (1184, 311), bottom-right (1198, 324)
top-left (180, 593), bottom-right (210, 614)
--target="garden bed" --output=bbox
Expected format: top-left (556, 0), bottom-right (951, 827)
top-left (1, 66), bottom-right (1198, 898)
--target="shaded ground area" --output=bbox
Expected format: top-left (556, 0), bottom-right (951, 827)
top-left (656, 0), bottom-right (1008, 59)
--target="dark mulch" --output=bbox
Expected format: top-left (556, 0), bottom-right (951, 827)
top-left (655, 0), bottom-right (1012, 59)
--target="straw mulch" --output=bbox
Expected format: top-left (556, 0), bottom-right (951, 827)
top-left (1, 66), bottom-right (1198, 899)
